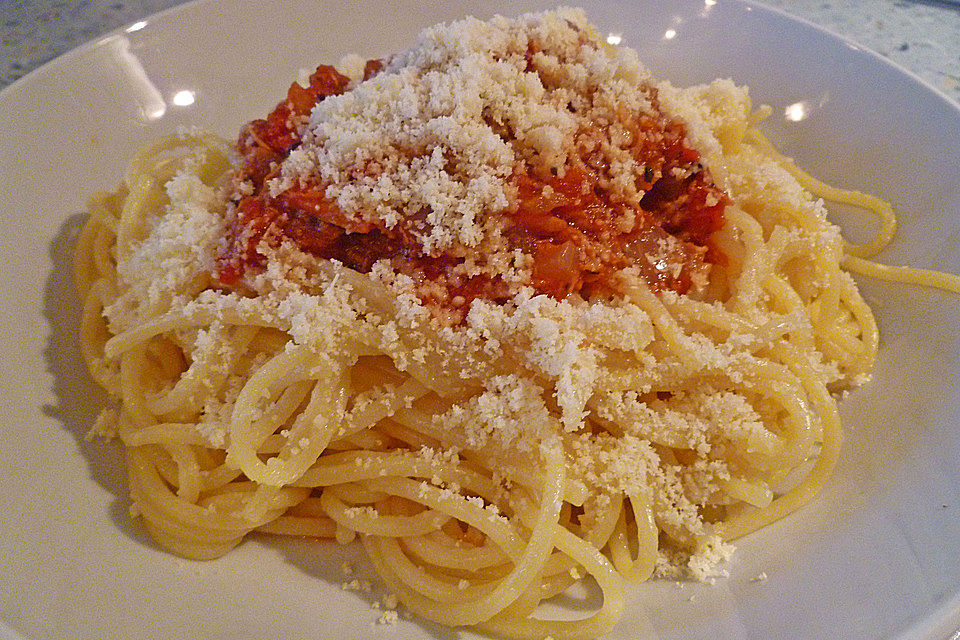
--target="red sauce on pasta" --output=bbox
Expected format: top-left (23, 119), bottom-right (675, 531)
top-left (218, 64), bottom-right (728, 310)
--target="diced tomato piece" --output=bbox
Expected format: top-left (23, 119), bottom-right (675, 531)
top-left (532, 241), bottom-right (581, 298)
top-left (363, 59), bottom-right (384, 80)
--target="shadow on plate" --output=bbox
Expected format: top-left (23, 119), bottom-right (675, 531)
top-left (40, 212), bottom-right (152, 548)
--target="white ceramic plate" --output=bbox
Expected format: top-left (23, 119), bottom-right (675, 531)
top-left (1, 1), bottom-right (958, 638)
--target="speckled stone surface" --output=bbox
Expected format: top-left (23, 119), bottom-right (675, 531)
top-left (0, 0), bottom-right (184, 86)
top-left (2, 0), bottom-right (959, 104)
top-left (760, 0), bottom-right (960, 102)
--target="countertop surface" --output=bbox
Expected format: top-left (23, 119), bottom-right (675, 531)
top-left (2, 0), bottom-right (959, 104)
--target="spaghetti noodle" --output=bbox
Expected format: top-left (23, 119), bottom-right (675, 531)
top-left (73, 9), bottom-right (959, 639)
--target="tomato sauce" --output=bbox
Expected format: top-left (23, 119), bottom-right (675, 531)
top-left (217, 63), bottom-right (728, 313)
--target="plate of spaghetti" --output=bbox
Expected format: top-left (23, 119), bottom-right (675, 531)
top-left (1, 1), bottom-right (959, 639)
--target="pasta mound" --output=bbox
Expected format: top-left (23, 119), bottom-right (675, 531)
top-left (75, 9), bottom-right (888, 639)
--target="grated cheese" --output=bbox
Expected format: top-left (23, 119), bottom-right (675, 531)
top-left (98, 8), bottom-right (867, 588)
